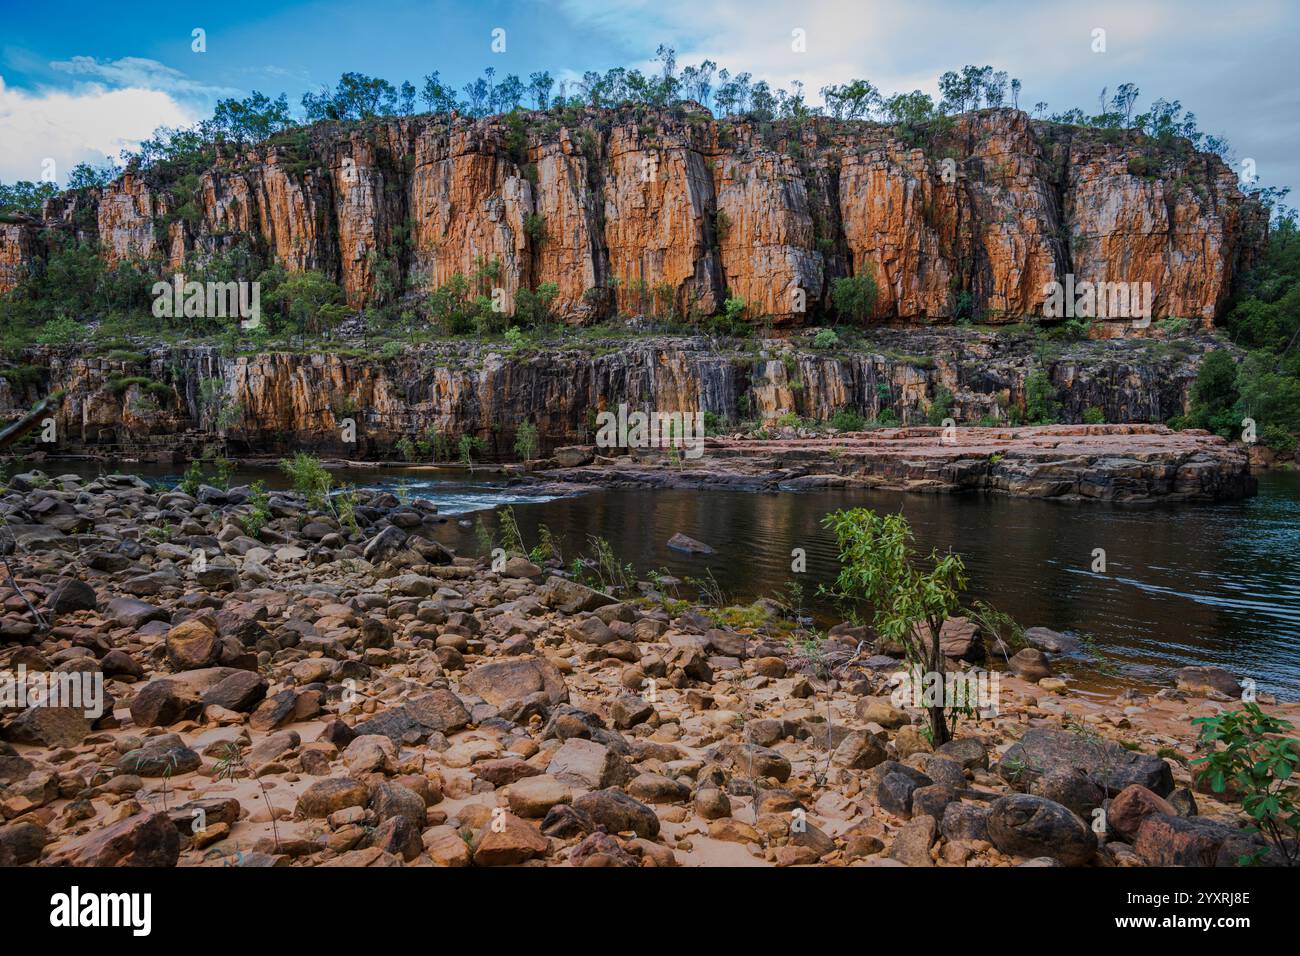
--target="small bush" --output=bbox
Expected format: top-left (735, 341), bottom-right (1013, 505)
top-left (278, 452), bottom-right (331, 509)
top-left (514, 420), bottom-right (539, 461)
top-left (1192, 704), bottom-right (1300, 866)
top-left (458, 433), bottom-right (486, 465)
top-left (813, 328), bottom-right (839, 349)
top-left (927, 387), bottom-right (954, 426)
top-left (830, 408), bottom-right (866, 432)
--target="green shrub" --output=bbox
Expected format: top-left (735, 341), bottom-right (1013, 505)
top-left (458, 433), bottom-right (486, 465)
top-left (1024, 370), bottom-right (1059, 424)
top-left (36, 315), bottom-right (86, 346)
top-left (278, 452), bottom-right (331, 509)
top-left (1191, 704), bottom-right (1300, 866)
top-left (813, 328), bottom-right (839, 349)
top-left (1260, 424), bottom-right (1297, 457)
top-left (178, 461), bottom-right (204, 497)
top-left (1127, 154), bottom-right (1162, 178)
top-left (831, 272), bottom-right (878, 323)
top-left (243, 481), bottom-right (271, 537)
top-left (1184, 349), bottom-right (1241, 438)
top-left (830, 408), bottom-right (866, 432)
top-left (1082, 406), bottom-right (1106, 424)
top-left (927, 387), bottom-right (954, 426)
top-left (513, 420), bottom-right (539, 461)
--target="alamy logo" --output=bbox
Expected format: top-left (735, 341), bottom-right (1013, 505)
top-left (1, 666), bottom-right (104, 719)
top-left (1042, 274), bottom-right (1153, 325)
top-left (889, 668), bottom-right (1000, 718)
top-left (50, 886), bottom-right (151, 936)
top-left (152, 276), bottom-right (261, 329)
top-left (595, 403), bottom-right (706, 460)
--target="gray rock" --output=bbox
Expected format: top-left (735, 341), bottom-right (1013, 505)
top-left (572, 789), bottom-right (660, 839)
top-left (987, 794), bottom-right (1098, 866)
top-left (998, 727), bottom-right (1173, 796)
top-left (1022, 626), bottom-right (1081, 654)
top-left (353, 689), bottom-right (471, 742)
top-left (941, 801), bottom-right (990, 842)
top-left (46, 577), bottom-right (98, 614)
top-left (889, 814), bottom-right (937, 866)
top-left (119, 737), bottom-right (201, 777)
top-left (537, 576), bottom-right (618, 614)
top-left (667, 532), bottom-right (714, 555)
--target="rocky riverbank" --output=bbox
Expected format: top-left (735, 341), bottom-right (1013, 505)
top-left (1, 469), bottom-right (1291, 868)
top-left (541, 423), bottom-right (1258, 503)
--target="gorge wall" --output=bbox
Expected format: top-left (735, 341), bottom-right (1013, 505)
top-left (3, 330), bottom-right (1212, 460)
top-left (0, 106), bottom-right (1267, 332)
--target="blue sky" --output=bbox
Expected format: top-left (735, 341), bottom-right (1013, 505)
top-left (2, 0), bottom-right (1297, 201)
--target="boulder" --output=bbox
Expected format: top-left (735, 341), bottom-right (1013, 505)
top-left (1022, 626), bottom-right (1081, 654)
top-left (941, 801), bottom-right (990, 842)
top-left (129, 679), bottom-right (202, 728)
top-left (998, 727), bottom-right (1174, 796)
top-left (353, 689), bottom-right (471, 742)
top-left (0, 821), bottom-right (48, 865)
top-left (573, 789), bottom-right (661, 839)
top-left (201, 670), bottom-right (268, 713)
top-left (47, 577), bottom-right (98, 614)
top-left (666, 532), bottom-right (714, 555)
top-left (1030, 768), bottom-right (1104, 819)
top-left (552, 446), bottom-right (595, 468)
top-left (987, 794), bottom-right (1098, 866)
top-left (119, 737), bottom-right (201, 777)
top-left (1133, 813), bottom-right (1235, 866)
top-left (1107, 784), bottom-right (1177, 842)
top-left (107, 597), bottom-right (169, 629)
top-left (3, 707), bottom-right (92, 748)
top-left (831, 731), bottom-right (888, 770)
top-left (46, 812), bottom-right (179, 867)
top-left (546, 738), bottom-right (632, 789)
top-left (889, 814), bottom-right (937, 867)
top-left (459, 656), bottom-right (569, 710)
top-left (537, 576), bottom-right (617, 614)
top-left (473, 814), bottom-right (549, 865)
top-left (1008, 647), bottom-right (1054, 681)
top-left (507, 775), bottom-right (573, 818)
top-left (166, 615), bottom-right (222, 670)
top-left (1175, 666), bottom-right (1242, 699)
top-left (296, 777), bottom-right (369, 818)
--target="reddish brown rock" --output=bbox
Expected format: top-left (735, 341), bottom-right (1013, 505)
top-left (1108, 784), bottom-right (1177, 841)
top-left (46, 812), bottom-right (180, 867)
top-left (473, 814), bottom-right (549, 866)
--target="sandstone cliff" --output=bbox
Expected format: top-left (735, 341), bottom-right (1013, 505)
top-left (1, 107), bottom-right (1267, 332)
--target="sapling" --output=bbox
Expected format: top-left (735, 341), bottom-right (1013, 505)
top-left (214, 741), bottom-right (282, 852)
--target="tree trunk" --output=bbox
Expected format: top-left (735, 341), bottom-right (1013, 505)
top-left (928, 615), bottom-right (950, 746)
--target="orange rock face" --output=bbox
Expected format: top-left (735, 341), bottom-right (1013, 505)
top-left (4, 108), bottom-right (1266, 330)
top-left (0, 219), bottom-right (40, 294)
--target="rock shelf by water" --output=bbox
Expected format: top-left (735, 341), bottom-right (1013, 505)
top-left (542, 423), bottom-right (1257, 503)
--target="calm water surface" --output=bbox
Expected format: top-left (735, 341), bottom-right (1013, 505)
top-left (27, 460), bottom-right (1300, 698)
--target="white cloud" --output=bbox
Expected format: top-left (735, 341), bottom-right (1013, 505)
top-left (0, 75), bottom-right (196, 185)
top-left (50, 56), bottom-right (238, 98)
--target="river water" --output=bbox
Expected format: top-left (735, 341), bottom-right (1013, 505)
top-left (20, 460), bottom-right (1300, 699)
